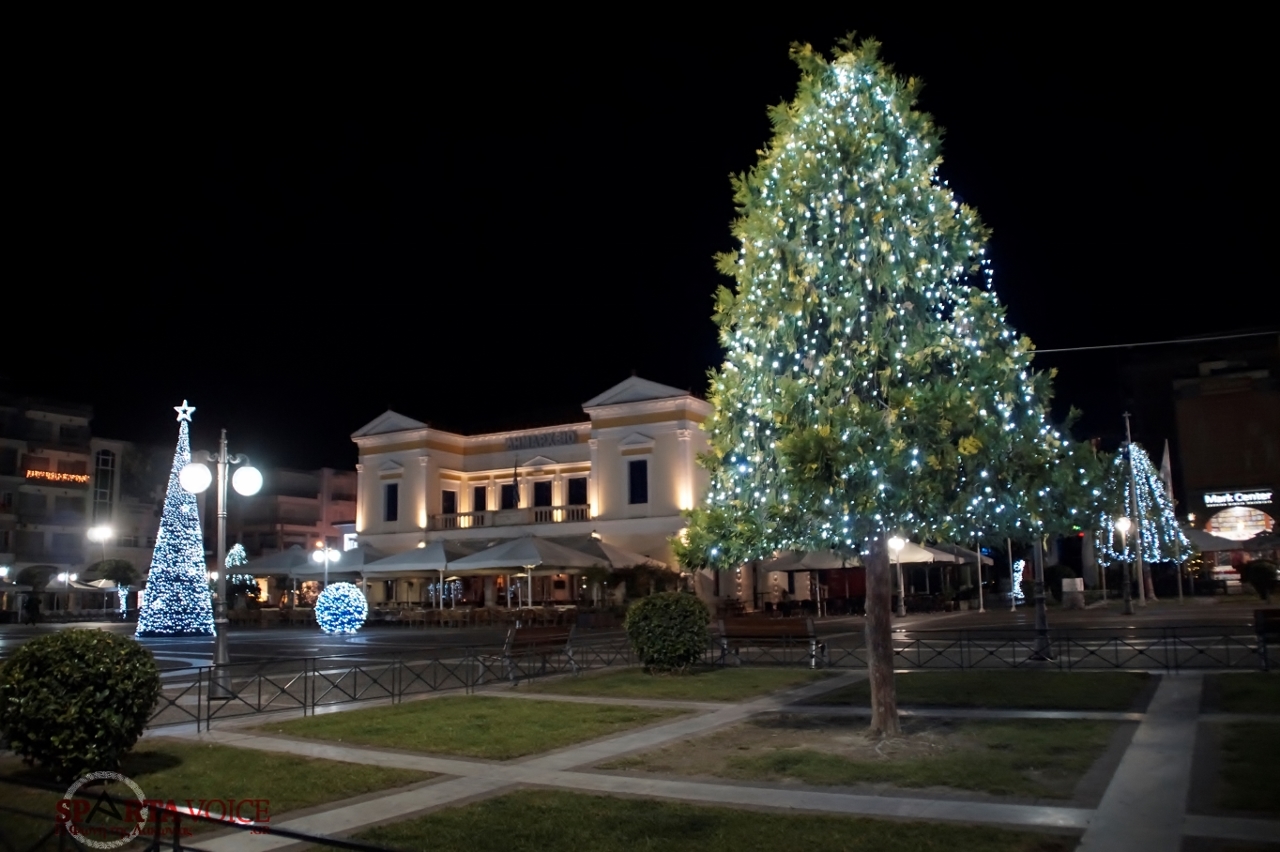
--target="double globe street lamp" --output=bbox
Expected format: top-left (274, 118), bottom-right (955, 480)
top-left (178, 429), bottom-right (262, 683)
top-left (313, 541), bottom-right (341, 586)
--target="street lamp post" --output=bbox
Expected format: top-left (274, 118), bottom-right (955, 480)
top-left (312, 542), bottom-right (341, 586)
top-left (178, 428), bottom-right (262, 694)
top-left (1116, 515), bottom-right (1134, 615)
top-left (888, 536), bottom-right (906, 617)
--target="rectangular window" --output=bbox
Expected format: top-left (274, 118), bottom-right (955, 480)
top-left (51, 532), bottom-right (80, 555)
top-left (473, 485), bottom-right (487, 512)
top-left (533, 481), bottom-right (552, 507)
top-left (57, 459), bottom-right (88, 475)
top-left (384, 483), bottom-right (399, 522)
top-left (441, 490), bottom-right (457, 515)
top-left (23, 455), bottom-right (50, 472)
top-left (500, 483), bottom-right (517, 510)
top-left (567, 477), bottom-right (587, 506)
top-left (0, 447), bottom-right (17, 476)
top-left (628, 459), bottom-right (648, 505)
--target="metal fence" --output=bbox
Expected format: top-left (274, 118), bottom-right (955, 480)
top-left (146, 623), bottom-right (1273, 732)
top-left (148, 632), bottom-right (638, 731)
top-left (818, 624), bottom-right (1271, 672)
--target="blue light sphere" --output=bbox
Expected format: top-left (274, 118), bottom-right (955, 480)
top-left (315, 582), bottom-right (368, 634)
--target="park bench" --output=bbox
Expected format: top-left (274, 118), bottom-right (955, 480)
top-left (716, 616), bottom-right (827, 669)
top-left (1257, 609), bottom-right (1280, 671)
top-left (500, 625), bottom-right (577, 684)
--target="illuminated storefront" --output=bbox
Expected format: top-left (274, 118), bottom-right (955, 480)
top-left (350, 377), bottom-right (712, 600)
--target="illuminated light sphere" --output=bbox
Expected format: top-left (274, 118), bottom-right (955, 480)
top-left (315, 582), bottom-right (368, 634)
top-left (1115, 516), bottom-right (1132, 534)
top-left (178, 462), bottom-right (212, 494)
top-left (232, 465), bottom-right (263, 496)
top-left (887, 536), bottom-right (905, 553)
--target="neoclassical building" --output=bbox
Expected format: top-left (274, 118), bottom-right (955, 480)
top-left (349, 377), bottom-right (712, 569)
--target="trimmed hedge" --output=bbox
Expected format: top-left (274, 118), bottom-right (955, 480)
top-left (0, 629), bottom-right (161, 780)
top-left (624, 592), bottom-right (710, 673)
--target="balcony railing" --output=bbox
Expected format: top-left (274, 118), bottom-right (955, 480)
top-left (430, 504), bottom-right (590, 530)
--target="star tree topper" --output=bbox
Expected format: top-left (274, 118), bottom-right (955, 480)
top-left (174, 400), bottom-right (196, 422)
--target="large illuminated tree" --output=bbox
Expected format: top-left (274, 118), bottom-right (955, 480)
top-left (135, 403), bottom-right (215, 637)
top-left (678, 38), bottom-right (1096, 736)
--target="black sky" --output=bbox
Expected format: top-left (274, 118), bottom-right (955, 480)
top-left (9, 11), bottom-right (1273, 470)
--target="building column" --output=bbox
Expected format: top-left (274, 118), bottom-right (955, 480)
top-left (677, 428), bottom-right (693, 511)
top-left (354, 463), bottom-right (365, 532)
top-left (588, 438), bottom-right (599, 518)
top-left (418, 455), bottom-right (430, 531)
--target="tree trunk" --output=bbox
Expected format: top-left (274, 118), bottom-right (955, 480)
top-left (1142, 565), bottom-right (1158, 601)
top-left (864, 538), bottom-right (900, 737)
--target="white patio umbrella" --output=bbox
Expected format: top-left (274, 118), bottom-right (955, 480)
top-left (449, 535), bottom-right (606, 606)
top-left (362, 541), bottom-right (479, 607)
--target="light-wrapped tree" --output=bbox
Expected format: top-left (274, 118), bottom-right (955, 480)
top-left (135, 404), bottom-right (215, 636)
top-left (677, 37), bottom-right (1097, 736)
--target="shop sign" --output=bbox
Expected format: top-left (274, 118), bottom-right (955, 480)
top-left (1203, 489), bottom-right (1273, 508)
top-left (504, 430), bottom-right (579, 451)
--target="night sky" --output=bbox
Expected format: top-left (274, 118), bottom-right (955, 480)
top-left (9, 12), bottom-right (1272, 471)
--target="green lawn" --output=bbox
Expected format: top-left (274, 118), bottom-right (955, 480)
top-left (806, 671), bottom-right (1150, 711)
top-left (1217, 722), bottom-right (1280, 815)
top-left (256, 695), bottom-right (683, 760)
top-left (354, 789), bottom-right (1075, 852)
top-left (729, 719), bottom-right (1116, 798)
top-left (0, 738), bottom-right (431, 849)
top-left (527, 666), bottom-right (832, 701)
top-left (1208, 674), bottom-right (1280, 714)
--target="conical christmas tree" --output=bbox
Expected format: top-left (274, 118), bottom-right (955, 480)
top-left (678, 38), bottom-right (1096, 735)
top-left (1094, 443), bottom-right (1188, 583)
top-left (136, 402), bottom-right (215, 637)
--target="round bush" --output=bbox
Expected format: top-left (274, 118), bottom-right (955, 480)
top-left (624, 591), bottom-right (710, 673)
top-left (0, 630), bottom-right (161, 780)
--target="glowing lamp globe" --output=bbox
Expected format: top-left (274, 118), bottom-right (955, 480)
top-left (179, 462), bottom-right (213, 494)
top-left (232, 465), bottom-right (263, 496)
top-left (315, 582), bottom-right (368, 634)
top-left (887, 536), bottom-right (905, 553)
top-left (1115, 517), bottom-right (1132, 534)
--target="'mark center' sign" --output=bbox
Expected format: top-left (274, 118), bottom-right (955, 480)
top-left (1203, 489), bottom-right (1274, 508)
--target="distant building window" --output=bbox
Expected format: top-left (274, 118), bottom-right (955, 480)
top-left (567, 477), bottom-right (587, 506)
top-left (441, 490), bottom-right (457, 515)
top-left (473, 485), bottom-right (487, 512)
top-left (533, 481), bottom-right (552, 507)
top-left (94, 450), bottom-right (116, 521)
top-left (628, 460), bottom-right (648, 505)
top-left (500, 483), bottom-right (518, 510)
top-left (384, 483), bottom-right (399, 522)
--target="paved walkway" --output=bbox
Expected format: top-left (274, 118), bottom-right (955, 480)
top-left (163, 672), bottom-right (1280, 852)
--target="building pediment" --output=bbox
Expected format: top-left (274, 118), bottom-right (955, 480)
top-left (522, 455), bottom-right (558, 468)
top-left (352, 410), bottom-right (428, 439)
top-left (378, 460), bottom-right (405, 473)
top-left (583, 376), bottom-right (691, 408)
top-left (619, 433), bottom-right (655, 450)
